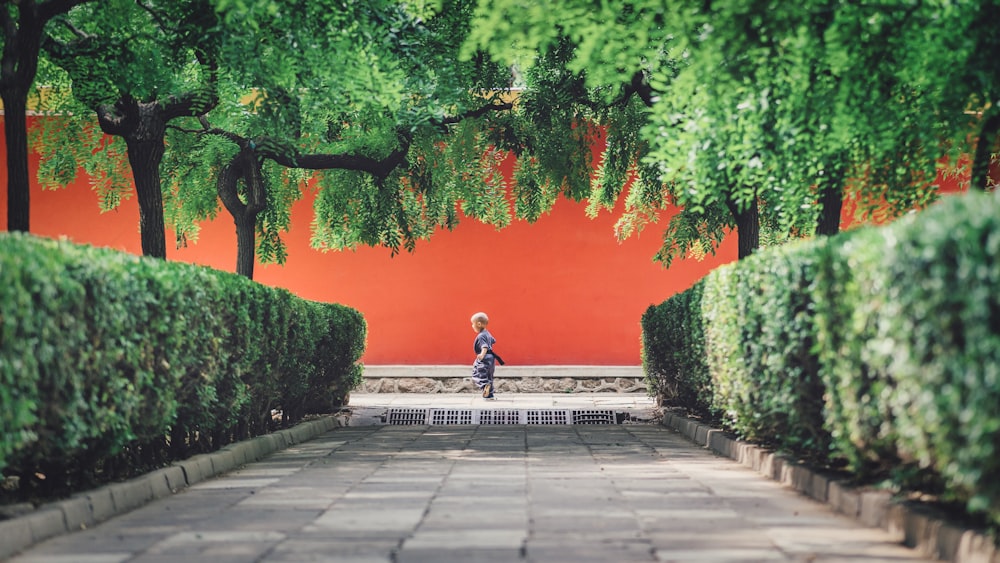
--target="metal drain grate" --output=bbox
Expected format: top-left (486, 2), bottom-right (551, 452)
top-left (478, 409), bottom-right (522, 425)
top-left (430, 409), bottom-right (474, 425)
top-left (572, 410), bottom-right (618, 425)
top-left (385, 408), bottom-right (429, 425)
top-left (382, 408), bottom-right (623, 425)
top-left (526, 410), bottom-right (570, 425)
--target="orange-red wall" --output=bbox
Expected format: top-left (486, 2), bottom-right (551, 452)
top-left (8, 117), bottom-right (979, 365)
top-left (1, 117), bottom-right (737, 365)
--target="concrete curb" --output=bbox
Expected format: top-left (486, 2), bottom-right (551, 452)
top-left (0, 414), bottom-right (348, 561)
top-left (362, 365), bottom-right (644, 379)
top-left (660, 410), bottom-right (1000, 563)
top-left (359, 365), bottom-right (647, 394)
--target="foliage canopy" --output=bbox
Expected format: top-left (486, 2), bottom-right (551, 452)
top-left (22, 0), bottom-right (1000, 272)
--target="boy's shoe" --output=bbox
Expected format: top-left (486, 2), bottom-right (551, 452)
top-left (482, 382), bottom-right (492, 398)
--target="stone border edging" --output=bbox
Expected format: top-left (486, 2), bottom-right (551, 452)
top-left (0, 414), bottom-right (348, 561)
top-left (360, 365), bottom-right (647, 394)
top-left (660, 409), bottom-right (1000, 563)
top-left (362, 365), bottom-right (644, 379)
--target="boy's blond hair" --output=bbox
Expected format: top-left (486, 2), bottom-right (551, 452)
top-left (471, 312), bottom-right (489, 324)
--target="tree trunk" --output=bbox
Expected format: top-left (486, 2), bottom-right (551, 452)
top-left (96, 91), bottom-right (218, 258)
top-left (726, 195), bottom-right (760, 260)
top-left (815, 179), bottom-right (844, 237)
top-left (218, 147), bottom-right (266, 279)
top-left (971, 111), bottom-right (1000, 192)
top-left (1, 3), bottom-right (42, 233)
top-left (97, 98), bottom-right (170, 258)
top-left (2, 0), bottom-right (94, 231)
top-left (3, 93), bottom-right (31, 231)
top-left (125, 135), bottom-right (168, 258)
top-left (234, 213), bottom-right (257, 279)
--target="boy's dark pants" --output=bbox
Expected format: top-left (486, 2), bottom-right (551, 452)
top-left (472, 356), bottom-right (496, 390)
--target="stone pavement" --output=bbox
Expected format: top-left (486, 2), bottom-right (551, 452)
top-left (5, 393), bottom-right (928, 562)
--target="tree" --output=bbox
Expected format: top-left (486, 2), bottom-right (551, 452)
top-left (884, 0), bottom-right (1000, 191)
top-left (467, 1), bottom-right (996, 265)
top-left (465, 0), bottom-right (776, 263)
top-left (40, 0), bottom-right (220, 258)
top-left (34, 0), bottom-right (525, 275)
top-left (40, 1), bottom-right (989, 273)
top-left (157, 0), bottom-right (517, 278)
top-left (1, 0), bottom-right (92, 232)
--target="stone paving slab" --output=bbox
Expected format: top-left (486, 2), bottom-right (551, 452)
top-left (0, 416), bottom-right (341, 561)
top-left (7, 421), bottom-right (929, 562)
top-left (659, 410), bottom-right (1000, 563)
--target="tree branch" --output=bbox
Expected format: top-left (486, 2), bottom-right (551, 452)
top-left (162, 87), bottom-right (218, 120)
top-left (133, 0), bottom-right (172, 34)
top-left (188, 117), bottom-right (411, 179)
top-left (39, 18), bottom-right (103, 73)
top-left (438, 101), bottom-right (513, 127)
top-left (565, 70), bottom-right (656, 112)
top-left (264, 142), bottom-right (409, 179)
top-left (621, 70), bottom-right (656, 107)
top-left (971, 109), bottom-right (1000, 191)
top-left (591, 70), bottom-right (656, 110)
top-left (95, 99), bottom-right (133, 136)
top-left (55, 14), bottom-right (94, 40)
top-left (168, 122), bottom-right (245, 146)
top-left (38, 0), bottom-right (95, 22)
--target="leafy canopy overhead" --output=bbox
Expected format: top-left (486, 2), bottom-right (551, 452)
top-left (31, 0), bottom-right (998, 272)
top-left (162, 0), bottom-right (525, 267)
top-left (467, 0), bottom-right (999, 263)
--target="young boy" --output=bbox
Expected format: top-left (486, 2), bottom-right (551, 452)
top-left (471, 312), bottom-right (498, 399)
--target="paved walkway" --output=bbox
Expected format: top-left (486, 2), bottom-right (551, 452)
top-left (7, 394), bottom-right (926, 562)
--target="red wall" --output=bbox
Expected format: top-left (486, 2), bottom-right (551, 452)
top-left (1, 117), bottom-right (737, 365)
top-left (3, 116), bottom-right (985, 365)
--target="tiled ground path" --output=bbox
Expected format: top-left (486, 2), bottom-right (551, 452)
top-left (9, 418), bottom-right (926, 562)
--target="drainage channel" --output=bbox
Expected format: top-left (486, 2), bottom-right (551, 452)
top-left (343, 407), bottom-right (656, 426)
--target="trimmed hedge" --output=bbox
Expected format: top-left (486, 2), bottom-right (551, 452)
top-left (706, 242), bottom-right (829, 454)
top-left (641, 280), bottom-right (711, 416)
top-left (879, 193), bottom-right (1000, 515)
top-left (811, 227), bottom-right (901, 476)
top-left (0, 233), bottom-right (365, 494)
top-left (641, 190), bottom-right (1000, 526)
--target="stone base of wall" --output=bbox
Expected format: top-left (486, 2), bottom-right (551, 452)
top-left (359, 365), bottom-right (647, 394)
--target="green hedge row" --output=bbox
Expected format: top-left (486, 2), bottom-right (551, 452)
top-left (0, 233), bottom-right (365, 494)
top-left (641, 190), bottom-right (1000, 526)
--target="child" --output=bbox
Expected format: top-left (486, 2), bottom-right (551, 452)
top-left (471, 311), bottom-right (500, 399)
